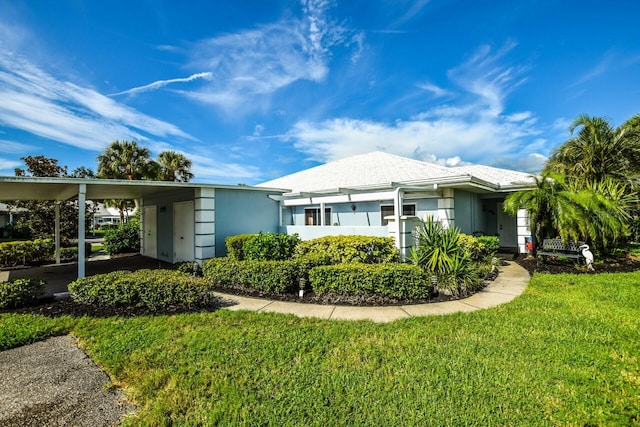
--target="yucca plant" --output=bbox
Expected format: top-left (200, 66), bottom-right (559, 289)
top-left (409, 217), bottom-right (480, 296)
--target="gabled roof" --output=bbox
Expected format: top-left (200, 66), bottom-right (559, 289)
top-left (258, 151), bottom-right (464, 193)
top-left (258, 151), bottom-right (535, 194)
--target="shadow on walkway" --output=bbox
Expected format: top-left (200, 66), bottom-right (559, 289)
top-left (4, 255), bottom-right (173, 297)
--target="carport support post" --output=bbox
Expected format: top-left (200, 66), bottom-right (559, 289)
top-left (54, 202), bottom-right (61, 264)
top-left (78, 184), bottom-right (86, 278)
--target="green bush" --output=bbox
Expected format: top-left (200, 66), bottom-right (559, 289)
top-left (104, 222), bottom-right (140, 254)
top-left (242, 232), bottom-right (300, 261)
top-left (225, 234), bottom-right (257, 260)
top-left (309, 263), bottom-right (431, 299)
top-left (176, 261), bottom-right (203, 277)
top-left (68, 269), bottom-right (213, 311)
top-left (476, 235), bottom-right (500, 254)
top-left (0, 239), bottom-right (54, 267)
top-left (0, 278), bottom-right (46, 309)
top-left (203, 258), bottom-right (303, 294)
top-left (293, 235), bottom-right (399, 264)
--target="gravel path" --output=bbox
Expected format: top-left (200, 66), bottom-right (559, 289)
top-left (0, 335), bottom-right (134, 426)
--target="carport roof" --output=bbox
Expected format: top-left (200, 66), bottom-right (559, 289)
top-left (0, 176), bottom-right (286, 201)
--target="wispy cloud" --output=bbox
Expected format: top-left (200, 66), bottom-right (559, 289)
top-left (0, 49), bottom-right (194, 151)
top-left (111, 72), bottom-right (213, 96)
top-left (417, 82), bottom-right (449, 98)
top-left (569, 50), bottom-right (615, 88)
top-left (0, 157), bottom-right (21, 172)
top-left (0, 139), bottom-right (33, 153)
top-left (183, 0), bottom-right (363, 112)
top-left (392, 0), bottom-right (431, 26)
top-left (286, 41), bottom-right (547, 172)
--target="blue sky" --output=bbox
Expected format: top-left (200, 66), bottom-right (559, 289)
top-left (1, 0), bottom-right (639, 184)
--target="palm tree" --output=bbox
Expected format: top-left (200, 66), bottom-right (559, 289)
top-left (544, 114), bottom-right (640, 187)
top-left (97, 140), bottom-right (157, 180)
top-left (156, 151), bottom-right (194, 182)
top-left (504, 172), bottom-right (632, 255)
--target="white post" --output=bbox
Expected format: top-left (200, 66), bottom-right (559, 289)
top-left (393, 188), bottom-right (402, 250)
top-left (139, 198), bottom-right (144, 255)
top-left (55, 202), bottom-right (61, 264)
top-left (78, 184), bottom-right (86, 278)
top-left (320, 202), bottom-right (326, 226)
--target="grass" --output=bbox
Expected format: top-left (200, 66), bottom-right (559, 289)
top-left (2, 272), bottom-right (640, 425)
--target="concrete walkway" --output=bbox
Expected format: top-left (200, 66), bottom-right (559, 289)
top-left (214, 261), bottom-right (530, 323)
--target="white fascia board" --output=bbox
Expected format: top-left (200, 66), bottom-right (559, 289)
top-left (282, 190), bottom-right (399, 206)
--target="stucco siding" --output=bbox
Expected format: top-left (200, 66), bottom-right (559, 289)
top-left (214, 189), bottom-right (280, 256)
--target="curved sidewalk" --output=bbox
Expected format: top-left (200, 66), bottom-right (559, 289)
top-left (214, 261), bottom-right (530, 323)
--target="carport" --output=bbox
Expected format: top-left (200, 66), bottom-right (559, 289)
top-left (0, 176), bottom-right (285, 280)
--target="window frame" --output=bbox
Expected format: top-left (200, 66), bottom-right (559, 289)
top-left (380, 203), bottom-right (417, 226)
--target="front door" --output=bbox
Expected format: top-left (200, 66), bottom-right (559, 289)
top-left (173, 201), bottom-right (194, 262)
top-left (496, 202), bottom-right (517, 248)
top-left (143, 205), bottom-right (157, 258)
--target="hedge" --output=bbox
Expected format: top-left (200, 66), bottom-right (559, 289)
top-left (293, 235), bottom-right (399, 264)
top-left (203, 257), bottom-right (319, 294)
top-left (225, 234), bottom-right (257, 260)
top-left (242, 232), bottom-right (300, 261)
top-left (0, 239), bottom-right (54, 267)
top-left (309, 263), bottom-right (432, 299)
top-left (104, 222), bottom-right (140, 255)
top-left (0, 278), bottom-right (46, 309)
top-left (68, 269), bottom-right (213, 311)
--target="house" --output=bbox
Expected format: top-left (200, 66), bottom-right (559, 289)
top-left (258, 151), bottom-right (534, 255)
top-left (89, 201), bottom-right (137, 230)
top-left (0, 176), bottom-right (284, 277)
top-left (0, 202), bottom-right (27, 237)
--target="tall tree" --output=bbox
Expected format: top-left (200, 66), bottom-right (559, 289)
top-left (97, 140), bottom-right (157, 180)
top-left (544, 114), bottom-right (640, 187)
top-left (156, 151), bottom-right (194, 182)
top-left (71, 167), bottom-right (96, 178)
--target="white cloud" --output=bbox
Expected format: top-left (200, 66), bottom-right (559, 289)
top-left (183, 0), bottom-right (363, 112)
top-left (494, 153), bottom-right (547, 173)
top-left (0, 157), bottom-right (21, 172)
top-left (0, 139), bottom-right (33, 153)
top-left (417, 82), bottom-right (449, 98)
top-left (111, 72), bottom-right (213, 96)
top-left (0, 49), bottom-right (194, 151)
top-left (287, 41), bottom-right (545, 171)
top-left (253, 124), bottom-right (265, 137)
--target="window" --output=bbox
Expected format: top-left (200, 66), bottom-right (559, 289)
top-left (304, 208), bottom-right (331, 226)
top-left (380, 204), bottom-right (416, 226)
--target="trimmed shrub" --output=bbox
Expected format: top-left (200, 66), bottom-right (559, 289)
top-left (203, 257), bottom-right (302, 294)
top-left (293, 235), bottom-right (399, 264)
top-left (68, 269), bottom-right (213, 311)
top-left (176, 261), bottom-right (203, 277)
top-left (0, 278), bottom-right (46, 309)
top-left (476, 235), bottom-right (500, 254)
top-left (225, 234), bottom-right (257, 260)
top-left (242, 232), bottom-right (300, 261)
top-left (309, 263), bottom-right (431, 299)
top-left (104, 222), bottom-right (140, 255)
top-left (0, 239), bottom-right (54, 267)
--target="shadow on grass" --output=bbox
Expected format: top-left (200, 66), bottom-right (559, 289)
top-left (1, 295), bottom-right (237, 319)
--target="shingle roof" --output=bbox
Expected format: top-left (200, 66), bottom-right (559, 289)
top-left (258, 151), bottom-right (536, 193)
top-left (259, 151), bottom-right (463, 193)
top-left (449, 165), bottom-right (535, 187)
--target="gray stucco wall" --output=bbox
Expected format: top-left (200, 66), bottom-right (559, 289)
top-left (143, 188), bottom-right (195, 262)
top-left (214, 188), bottom-right (281, 256)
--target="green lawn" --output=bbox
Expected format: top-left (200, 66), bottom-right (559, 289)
top-left (2, 272), bottom-right (640, 426)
